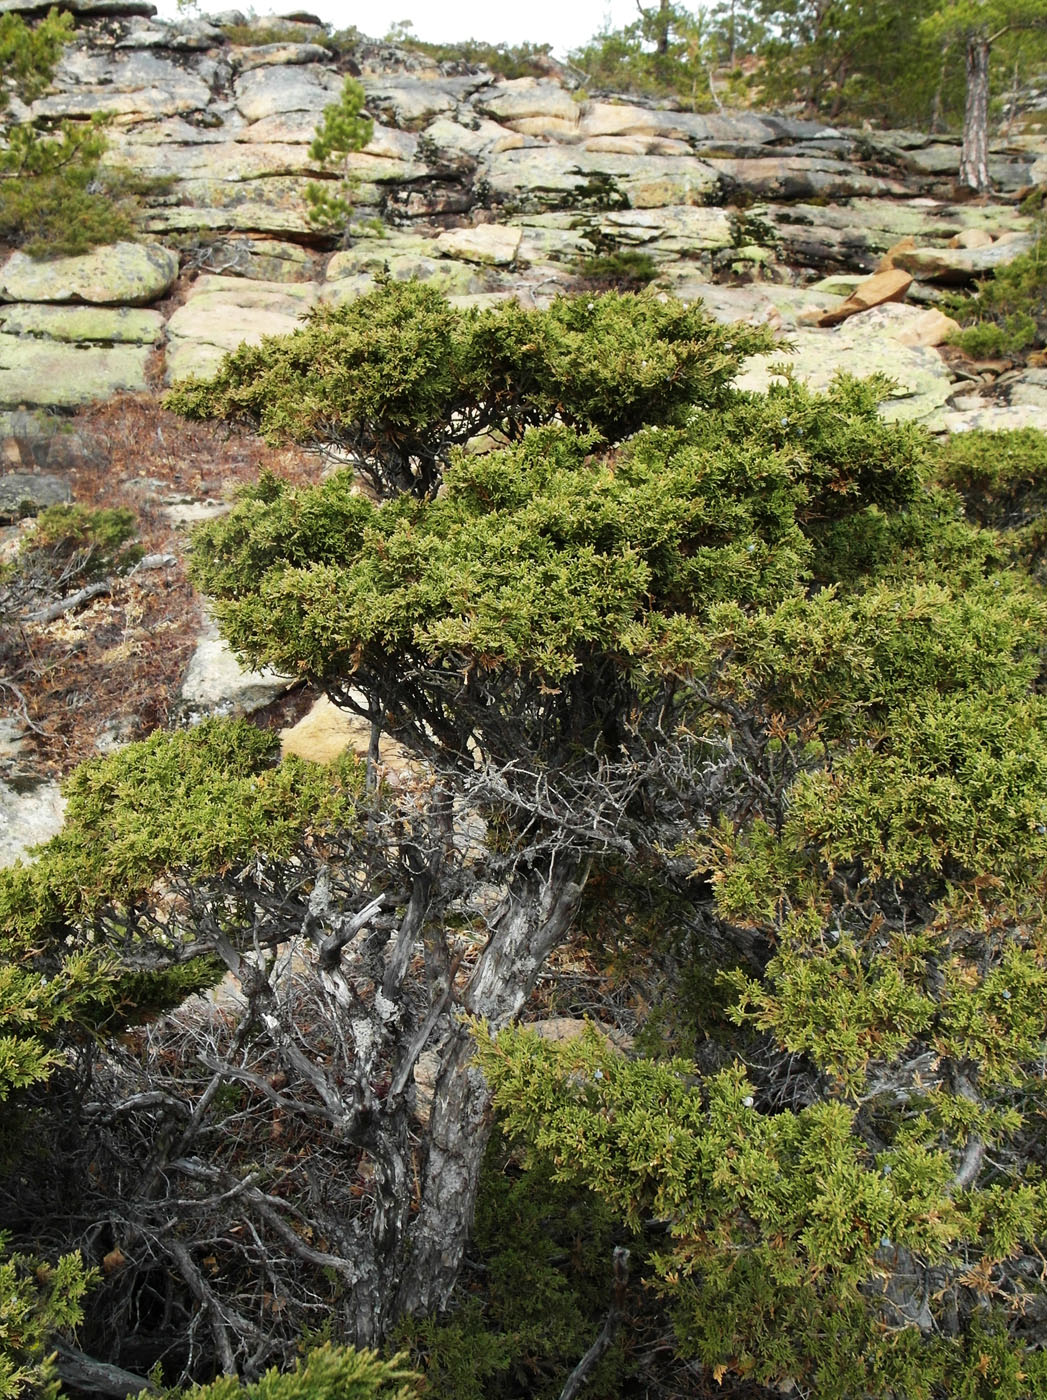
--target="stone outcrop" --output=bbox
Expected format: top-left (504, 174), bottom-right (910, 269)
top-left (1, 3), bottom-right (1044, 860)
top-left (0, 9), bottom-right (1040, 421)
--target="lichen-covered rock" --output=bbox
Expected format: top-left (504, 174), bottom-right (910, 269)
top-left (179, 615), bottom-right (291, 715)
top-left (0, 336), bottom-right (151, 408)
top-left (435, 224), bottom-right (522, 266)
top-left (0, 304), bottom-right (164, 343)
top-left (482, 147), bottom-right (720, 211)
top-left (842, 302), bottom-right (960, 347)
top-left (892, 236), bottom-right (1037, 283)
top-left (233, 64), bottom-right (341, 123)
top-left (475, 77), bottom-right (580, 126)
top-left (735, 326), bottom-right (954, 425)
top-left (165, 276), bottom-right (317, 382)
top-left (0, 470), bottom-right (71, 520)
top-left (0, 243), bottom-right (178, 306)
top-left (0, 779), bottom-right (65, 871)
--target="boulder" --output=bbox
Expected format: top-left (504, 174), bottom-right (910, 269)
top-left (475, 78), bottom-right (580, 126)
top-left (707, 156), bottom-right (910, 201)
top-left (421, 116), bottom-right (526, 159)
top-left (0, 243), bottom-right (178, 307)
top-left (765, 199), bottom-right (1028, 275)
top-left (943, 403), bottom-right (1047, 434)
top-left (141, 178), bottom-right (321, 237)
top-left (435, 224), bottom-right (522, 266)
top-left (0, 337), bottom-right (151, 408)
top-left (180, 614), bottom-right (292, 715)
top-left (0, 304), bottom-right (164, 344)
top-left (817, 267), bottom-right (913, 326)
top-left (360, 80), bottom-right (465, 129)
top-left (893, 236), bottom-right (1036, 283)
top-left (280, 694), bottom-right (409, 773)
top-left (0, 471), bottom-right (71, 521)
top-left (233, 64), bottom-right (341, 123)
top-left (1007, 368), bottom-right (1047, 409)
top-left (165, 276), bottom-right (317, 382)
top-left (233, 42), bottom-right (333, 71)
top-left (596, 204), bottom-right (735, 253)
top-left (29, 50), bottom-right (213, 121)
top-left (949, 227), bottom-right (995, 249)
top-left (0, 779), bottom-right (65, 870)
top-left (841, 301), bottom-right (960, 347)
top-left (736, 326), bottom-right (954, 425)
top-left (482, 147), bottom-right (720, 211)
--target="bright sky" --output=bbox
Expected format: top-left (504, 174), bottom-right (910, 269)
top-left (151, 1), bottom-right (644, 56)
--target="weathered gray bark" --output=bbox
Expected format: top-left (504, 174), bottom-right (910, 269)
top-left (959, 31), bottom-right (992, 193)
top-left (395, 856), bottom-right (586, 1318)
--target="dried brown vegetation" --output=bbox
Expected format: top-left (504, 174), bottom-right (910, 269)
top-left (4, 395), bottom-right (321, 776)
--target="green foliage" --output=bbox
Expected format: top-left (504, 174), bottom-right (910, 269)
top-left (0, 718), bottom-right (364, 1103)
top-left (0, 719), bottom-right (365, 934)
top-left (570, 2), bottom-right (721, 108)
top-left (305, 76), bottom-right (374, 242)
top-left (377, 23), bottom-right (554, 80)
top-left (166, 281), bottom-right (775, 497)
top-left (946, 217), bottom-right (1047, 359)
top-left (750, 0), bottom-right (953, 124)
top-left (174, 1343), bottom-right (420, 1400)
top-left (106, 283), bottom-right (1047, 1387)
top-left (933, 427), bottom-right (1047, 577)
top-left (182, 365), bottom-right (927, 697)
top-left (0, 1242), bottom-right (94, 1400)
top-left (218, 21), bottom-right (320, 46)
top-left (0, 8), bottom-right (72, 110)
top-left (476, 1026), bottom-right (1047, 1399)
top-left (572, 248), bottom-right (658, 290)
top-left (18, 503), bottom-right (141, 581)
top-left (0, 10), bottom-right (156, 256)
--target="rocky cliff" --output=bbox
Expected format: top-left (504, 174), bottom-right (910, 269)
top-left (2, 0), bottom-right (1046, 854)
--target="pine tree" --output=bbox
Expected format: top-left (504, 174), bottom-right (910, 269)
top-left (8, 283), bottom-right (1047, 1391)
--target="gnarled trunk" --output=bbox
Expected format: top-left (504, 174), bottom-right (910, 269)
top-left (395, 856), bottom-right (586, 1318)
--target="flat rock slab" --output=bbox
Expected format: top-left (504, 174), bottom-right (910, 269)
top-left (0, 471), bottom-right (71, 520)
top-left (943, 404), bottom-right (1047, 434)
top-left (435, 224), bottom-right (522, 266)
top-left (0, 303), bottom-right (164, 343)
top-left (595, 204), bottom-right (735, 253)
top-left (0, 336), bottom-right (151, 408)
top-left (893, 236), bottom-right (1036, 283)
top-left (180, 615), bottom-right (292, 715)
top-left (0, 243), bottom-right (178, 306)
top-left (165, 275), bottom-right (317, 382)
top-left (0, 779), bottom-right (65, 870)
top-left (843, 302), bottom-right (960, 348)
top-left (482, 147), bottom-right (721, 211)
top-left (736, 327), bottom-right (954, 425)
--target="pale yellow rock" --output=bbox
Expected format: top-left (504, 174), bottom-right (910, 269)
top-left (478, 77), bottom-right (579, 126)
top-left (949, 227), bottom-right (994, 249)
top-left (817, 266), bottom-right (913, 326)
top-left (0, 242), bottom-right (178, 306)
top-left (506, 116), bottom-right (581, 140)
top-left (279, 695), bottom-right (412, 775)
top-left (435, 224), bottom-right (522, 266)
top-left (580, 102), bottom-right (663, 139)
top-left (280, 695), bottom-right (371, 765)
top-left (844, 301), bottom-right (961, 347)
top-left (583, 136), bottom-right (651, 156)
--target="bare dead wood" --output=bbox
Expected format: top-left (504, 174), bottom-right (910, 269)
top-left (23, 578), bottom-right (110, 623)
